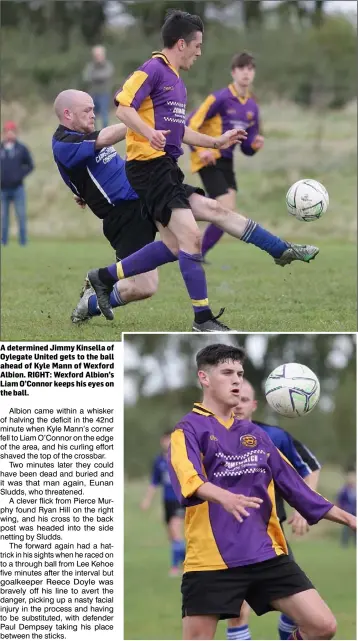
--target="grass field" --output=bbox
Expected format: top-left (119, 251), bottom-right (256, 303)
top-left (1, 238), bottom-right (356, 339)
top-left (1, 101), bottom-right (356, 338)
top-left (124, 480), bottom-right (356, 641)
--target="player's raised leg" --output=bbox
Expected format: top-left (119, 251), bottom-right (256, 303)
top-left (271, 589), bottom-right (337, 640)
top-left (189, 193), bottom-right (319, 265)
top-left (201, 189), bottom-right (236, 256)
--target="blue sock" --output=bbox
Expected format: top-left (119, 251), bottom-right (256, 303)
top-left (241, 219), bottom-right (288, 258)
top-left (171, 540), bottom-right (185, 567)
top-left (177, 539), bottom-right (185, 563)
top-left (278, 614), bottom-right (296, 640)
top-left (88, 294), bottom-right (101, 317)
top-left (227, 625), bottom-right (251, 640)
top-left (88, 287), bottom-right (126, 317)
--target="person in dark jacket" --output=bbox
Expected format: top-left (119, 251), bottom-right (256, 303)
top-left (1, 121), bottom-right (34, 245)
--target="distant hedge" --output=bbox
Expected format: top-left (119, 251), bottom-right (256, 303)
top-left (2, 15), bottom-right (356, 109)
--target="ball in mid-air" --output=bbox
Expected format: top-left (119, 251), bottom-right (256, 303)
top-left (265, 363), bottom-right (320, 418)
top-left (286, 179), bottom-right (329, 222)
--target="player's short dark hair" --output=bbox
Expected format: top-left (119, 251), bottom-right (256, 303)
top-left (161, 9), bottom-right (204, 48)
top-left (231, 51), bottom-right (256, 70)
top-left (196, 344), bottom-right (246, 370)
top-left (162, 429), bottom-right (173, 437)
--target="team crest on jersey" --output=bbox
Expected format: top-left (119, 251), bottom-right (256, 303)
top-left (210, 435), bottom-right (218, 441)
top-left (240, 434), bottom-right (257, 448)
top-left (246, 111), bottom-right (254, 120)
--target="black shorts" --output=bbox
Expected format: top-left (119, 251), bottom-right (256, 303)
top-left (164, 499), bottom-right (184, 524)
top-left (126, 156), bottom-right (205, 227)
top-left (198, 157), bottom-right (237, 199)
top-left (181, 555), bottom-right (314, 620)
top-left (102, 199), bottom-right (157, 261)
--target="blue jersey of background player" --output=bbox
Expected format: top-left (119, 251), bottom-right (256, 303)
top-left (226, 379), bottom-right (321, 641)
top-left (337, 467), bottom-right (356, 548)
top-left (141, 430), bottom-right (185, 577)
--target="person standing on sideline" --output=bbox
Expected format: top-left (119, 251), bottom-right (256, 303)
top-left (1, 121), bottom-right (34, 246)
top-left (83, 45), bottom-right (114, 128)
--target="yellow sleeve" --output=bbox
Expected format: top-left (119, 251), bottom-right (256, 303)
top-left (115, 70), bottom-right (150, 108)
top-left (170, 429), bottom-right (205, 498)
top-left (187, 94), bottom-right (218, 133)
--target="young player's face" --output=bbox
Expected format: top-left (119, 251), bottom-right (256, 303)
top-left (180, 31), bottom-right (202, 71)
top-left (199, 359), bottom-right (244, 408)
top-left (233, 380), bottom-right (258, 420)
top-left (69, 98), bottom-right (96, 133)
top-left (231, 64), bottom-right (256, 88)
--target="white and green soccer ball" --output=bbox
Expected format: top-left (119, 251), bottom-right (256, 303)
top-left (286, 179), bottom-right (329, 222)
top-left (265, 363), bottom-right (320, 418)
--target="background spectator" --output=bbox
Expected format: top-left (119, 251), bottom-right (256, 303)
top-left (83, 45), bottom-right (114, 128)
top-left (1, 121), bottom-right (34, 246)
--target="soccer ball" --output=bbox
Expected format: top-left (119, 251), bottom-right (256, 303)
top-left (265, 363), bottom-right (320, 418)
top-left (286, 179), bottom-right (329, 222)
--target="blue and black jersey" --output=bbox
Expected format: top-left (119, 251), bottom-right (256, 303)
top-left (52, 125), bottom-right (138, 220)
top-left (255, 421), bottom-right (321, 523)
top-left (151, 454), bottom-right (178, 503)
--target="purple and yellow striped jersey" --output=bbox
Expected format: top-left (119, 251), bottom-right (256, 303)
top-left (186, 85), bottom-right (261, 172)
top-left (168, 403), bottom-right (333, 572)
top-left (115, 52), bottom-right (187, 162)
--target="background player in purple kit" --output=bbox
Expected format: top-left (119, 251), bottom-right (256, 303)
top-left (187, 52), bottom-right (264, 258)
top-left (87, 10), bottom-right (320, 332)
top-left (141, 430), bottom-right (185, 577)
top-left (168, 344), bottom-right (356, 641)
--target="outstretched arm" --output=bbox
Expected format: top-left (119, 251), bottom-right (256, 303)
top-left (323, 505), bottom-right (356, 530)
top-left (95, 124), bottom-right (127, 149)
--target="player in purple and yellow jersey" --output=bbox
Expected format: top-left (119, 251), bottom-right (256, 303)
top-left (141, 430), bottom-right (185, 577)
top-left (187, 52), bottom-right (264, 258)
top-left (86, 10), bottom-right (320, 332)
top-left (168, 344), bottom-right (356, 640)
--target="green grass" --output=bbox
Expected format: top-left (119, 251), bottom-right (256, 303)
top-left (1, 100), bottom-right (356, 337)
top-left (124, 480), bottom-right (356, 641)
top-left (1, 238), bottom-right (356, 339)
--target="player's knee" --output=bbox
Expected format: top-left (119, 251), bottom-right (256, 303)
top-left (320, 615), bottom-right (337, 639)
top-left (179, 228), bottom-right (202, 254)
top-left (137, 272), bottom-right (158, 298)
top-left (308, 613), bottom-right (337, 639)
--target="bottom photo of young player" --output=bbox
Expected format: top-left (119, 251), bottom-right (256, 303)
top-left (123, 333), bottom-right (356, 641)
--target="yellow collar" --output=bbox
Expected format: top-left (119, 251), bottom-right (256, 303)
top-left (192, 402), bottom-right (234, 429)
top-left (228, 83), bottom-right (250, 105)
top-left (152, 51), bottom-right (179, 77)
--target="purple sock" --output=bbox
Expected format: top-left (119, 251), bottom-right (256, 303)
top-left (241, 219), bottom-right (288, 258)
top-left (108, 241), bottom-right (177, 280)
top-left (202, 224), bottom-right (224, 256)
top-left (178, 250), bottom-right (211, 316)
